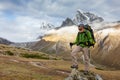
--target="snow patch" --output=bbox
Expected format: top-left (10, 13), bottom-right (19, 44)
top-left (91, 22), bottom-right (119, 30)
top-left (97, 28), bottom-right (119, 36)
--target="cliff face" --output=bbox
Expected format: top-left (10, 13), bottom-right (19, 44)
top-left (91, 25), bottom-right (120, 69)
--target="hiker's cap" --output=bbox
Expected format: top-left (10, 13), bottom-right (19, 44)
top-left (78, 24), bottom-right (84, 27)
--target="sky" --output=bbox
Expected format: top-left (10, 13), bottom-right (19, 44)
top-left (0, 0), bottom-right (120, 42)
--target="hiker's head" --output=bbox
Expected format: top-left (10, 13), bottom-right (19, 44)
top-left (78, 24), bottom-right (84, 32)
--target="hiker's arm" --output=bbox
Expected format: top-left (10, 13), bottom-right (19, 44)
top-left (86, 31), bottom-right (94, 44)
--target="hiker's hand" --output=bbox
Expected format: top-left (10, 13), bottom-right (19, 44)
top-left (70, 42), bottom-right (74, 47)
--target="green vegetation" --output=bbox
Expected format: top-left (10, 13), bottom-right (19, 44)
top-left (21, 53), bottom-right (60, 60)
top-left (5, 50), bottom-right (14, 56)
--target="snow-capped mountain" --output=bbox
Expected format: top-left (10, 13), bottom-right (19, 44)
top-left (60, 10), bottom-right (104, 27)
top-left (37, 9), bottom-right (105, 38)
top-left (73, 10), bottom-right (89, 24)
top-left (73, 10), bottom-right (104, 25)
top-left (38, 22), bottom-right (57, 38)
top-left (40, 22), bottom-right (55, 30)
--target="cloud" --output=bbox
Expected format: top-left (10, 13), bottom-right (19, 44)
top-left (0, 16), bottom-right (39, 42)
top-left (0, 0), bottom-right (119, 42)
top-left (1, 0), bottom-right (119, 21)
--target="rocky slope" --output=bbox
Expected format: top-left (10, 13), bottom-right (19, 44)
top-left (0, 37), bottom-right (13, 45)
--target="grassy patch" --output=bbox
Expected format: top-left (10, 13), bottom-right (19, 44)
top-left (21, 53), bottom-right (49, 60)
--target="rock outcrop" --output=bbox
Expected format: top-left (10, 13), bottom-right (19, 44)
top-left (65, 69), bottom-right (103, 80)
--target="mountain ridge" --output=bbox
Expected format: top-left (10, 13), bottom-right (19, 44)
top-left (0, 37), bottom-right (13, 45)
top-left (60, 10), bottom-right (104, 27)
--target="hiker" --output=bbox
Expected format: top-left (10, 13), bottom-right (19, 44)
top-left (70, 24), bottom-right (95, 72)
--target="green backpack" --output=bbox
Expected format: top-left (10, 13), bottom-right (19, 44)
top-left (84, 24), bottom-right (96, 47)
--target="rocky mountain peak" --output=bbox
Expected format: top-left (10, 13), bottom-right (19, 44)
top-left (60, 17), bottom-right (75, 27)
top-left (73, 10), bottom-right (104, 24)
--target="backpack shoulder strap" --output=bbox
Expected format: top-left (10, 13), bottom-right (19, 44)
top-left (77, 32), bottom-right (80, 41)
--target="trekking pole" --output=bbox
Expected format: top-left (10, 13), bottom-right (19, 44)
top-left (69, 43), bottom-right (73, 52)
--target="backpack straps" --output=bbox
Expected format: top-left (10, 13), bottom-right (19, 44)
top-left (77, 32), bottom-right (80, 43)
